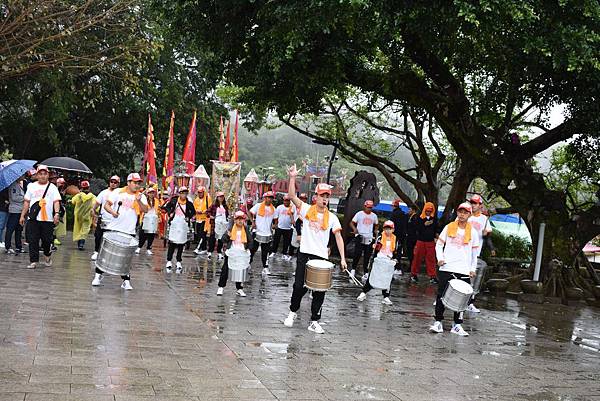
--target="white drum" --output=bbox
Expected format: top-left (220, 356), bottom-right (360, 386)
top-left (168, 217), bottom-right (189, 244)
top-left (441, 279), bottom-right (474, 312)
top-left (215, 216), bottom-right (229, 238)
top-left (368, 256), bottom-right (395, 290)
top-left (225, 247), bottom-right (250, 282)
top-left (142, 213), bottom-right (158, 233)
top-left (291, 229), bottom-right (300, 248)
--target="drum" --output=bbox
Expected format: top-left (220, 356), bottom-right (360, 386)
top-left (472, 259), bottom-right (488, 295)
top-left (290, 229), bottom-right (300, 248)
top-left (95, 231), bottom-right (137, 276)
top-left (368, 256), bottom-right (395, 290)
top-left (215, 217), bottom-right (229, 238)
top-left (168, 217), bottom-right (188, 244)
top-left (360, 235), bottom-right (373, 245)
top-left (225, 248), bottom-right (250, 282)
top-left (255, 234), bottom-right (273, 244)
top-left (142, 213), bottom-right (158, 233)
top-left (441, 279), bottom-right (474, 312)
top-left (305, 259), bottom-right (334, 292)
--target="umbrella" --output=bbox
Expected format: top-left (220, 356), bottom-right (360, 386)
top-left (41, 157), bottom-right (92, 174)
top-left (0, 159), bottom-right (37, 191)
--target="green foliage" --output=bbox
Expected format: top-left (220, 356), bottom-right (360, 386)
top-left (483, 230), bottom-right (533, 261)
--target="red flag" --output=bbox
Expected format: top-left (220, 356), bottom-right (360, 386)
top-left (224, 119), bottom-right (231, 161)
top-left (145, 114), bottom-right (158, 184)
top-left (218, 116), bottom-right (225, 161)
top-left (182, 110), bottom-right (197, 175)
top-left (162, 111), bottom-right (175, 189)
top-left (231, 110), bottom-right (239, 162)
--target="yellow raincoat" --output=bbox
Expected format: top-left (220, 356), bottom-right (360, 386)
top-left (71, 192), bottom-right (96, 242)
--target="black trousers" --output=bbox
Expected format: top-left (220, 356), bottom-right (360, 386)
top-left (290, 252), bottom-right (326, 321)
top-left (272, 228), bottom-right (293, 255)
top-left (138, 231), bottom-right (155, 249)
top-left (435, 270), bottom-right (471, 324)
top-left (352, 240), bottom-right (373, 273)
top-left (4, 213), bottom-right (23, 251)
top-left (406, 237), bottom-right (417, 265)
top-left (167, 241), bottom-right (185, 262)
top-left (250, 240), bottom-right (270, 267)
top-left (218, 256), bottom-right (243, 289)
top-left (208, 232), bottom-right (223, 254)
top-left (195, 221), bottom-right (207, 249)
top-left (94, 224), bottom-right (105, 252)
top-left (28, 220), bottom-right (54, 263)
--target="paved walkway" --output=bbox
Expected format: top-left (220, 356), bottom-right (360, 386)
top-left (1, 238), bottom-right (599, 401)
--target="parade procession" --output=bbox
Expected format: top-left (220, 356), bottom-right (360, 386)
top-left (2, 2), bottom-right (600, 400)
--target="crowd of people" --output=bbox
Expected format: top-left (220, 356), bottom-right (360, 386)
top-left (1, 163), bottom-right (495, 336)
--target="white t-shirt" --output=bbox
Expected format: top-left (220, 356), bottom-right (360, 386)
top-left (96, 188), bottom-right (117, 224)
top-left (105, 189), bottom-right (147, 235)
top-left (468, 213), bottom-right (491, 257)
top-left (275, 204), bottom-right (294, 230)
top-left (174, 201), bottom-right (189, 218)
top-left (250, 203), bottom-right (276, 236)
top-left (435, 224), bottom-right (480, 275)
top-left (299, 202), bottom-right (341, 259)
top-left (352, 211), bottom-right (378, 238)
top-left (24, 182), bottom-right (61, 222)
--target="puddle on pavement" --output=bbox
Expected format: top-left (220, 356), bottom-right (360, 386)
top-left (245, 341), bottom-right (290, 354)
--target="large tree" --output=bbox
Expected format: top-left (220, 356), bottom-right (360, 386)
top-left (160, 1), bottom-right (600, 291)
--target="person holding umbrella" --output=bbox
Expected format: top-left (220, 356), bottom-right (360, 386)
top-left (19, 165), bottom-right (61, 269)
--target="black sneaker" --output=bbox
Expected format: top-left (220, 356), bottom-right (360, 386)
top-left (51, 245), bottom-right (58, 252)
top-left (430, 277), bottom-right (439, 284)
top-left (410, 275), bottom-right (418, 283)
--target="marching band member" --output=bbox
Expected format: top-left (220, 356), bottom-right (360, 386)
top-left (193, 186), bottom-right (212, 255)
top-left (162, 186), bottom-right (195, 273)
top-left (356, 220), bottom-right (397, 305)
top-left (92, 173), bottom-right (148, 289)
top-left (91, 175), bottom-right (120, 261)
top-left (216, 210), bottom-right (253, 297)
top-left (136, 187), bottom-right (160, 255)
top-left (250, 191), bottom-right (276, 274)
top-left (207, 192), bottom-right (228, 260)
top-left (271, 194), bottom-right (295, 261)
top-left (350, 200), bottom-right (378, 280)
top-left (429, 202), bottom-right (479, 336)
top-left (283, 165), bottom-right (347, 334)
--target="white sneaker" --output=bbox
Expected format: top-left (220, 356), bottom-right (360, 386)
top-left (429, 321), bottom-right (443, 333)
top-left (146, 249), bottom-right (153, 255)
top-left (91, 251), bottom-right (98, 261)
top-left (357, 292), bottom-right (367, 302)
top-left (199, 250), bottom-right (208, 255)
top-left (382, 297), bottom-right (393, 305)
top-left (44, 256), bottom-right (52, 267)
top-left (236, 289), bottom-right (246, 297)
top-left (91, 273), bottom-right (102, 286)
top-left (283, 311), bottom-right (297, 327)
top-left (268, 253), bottom-right (275, 258)
top-left (308, 321), bottom-right (324, 334)
top-left (265, 258), bottom-right (269, 267)
top-left (135, 248), bottom-right (141, 254)
top-left (349, 269), bottom-right (356, 277)
top-left (26, 262), bottom-right (37, 269)
top-left (467, 304), bottom-right (481, 313)
top-left (217, 253), bottom-right (224, 261)
top-left (121, 280), bottom-right (133, 290)
top-left (451, 324), bottom-right (469, 336)
top-left (394, 269), bottom-right (403, 276)
top-left (362, 272), bottom-right (369, 282)
top-left (217, 287), bottom-right (224, 296)
top-left (262, 267), bottom-right (270, 275)
top-left (0, 242), bottom-right (5, 248)
top-left (207, 253), bottom-right (212, 260)
top-left (194, 248), bottom-right (201, 255)
top-left (176, 261), bottom-right (182, 270)
top-left (165, 261), bottom-right (172, 273)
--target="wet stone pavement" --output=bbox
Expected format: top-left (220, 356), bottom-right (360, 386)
top-left (1, 239), bottom-right (600, 401)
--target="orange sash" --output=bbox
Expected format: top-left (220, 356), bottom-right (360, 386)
top-left (305, 204), bottom-right (329, 230)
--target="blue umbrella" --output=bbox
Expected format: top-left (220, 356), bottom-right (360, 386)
top-left (0, 159), bottom-right (37, 192)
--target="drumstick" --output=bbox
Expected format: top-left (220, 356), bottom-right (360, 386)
top-left (116, 201), bottom-right (122, 213)
top-left (346, 270), bottom-right (363, 287)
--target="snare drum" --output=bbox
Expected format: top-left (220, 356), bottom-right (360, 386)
top-left (95, 231), bottom-right (137, 276)
top-left (255, 234), bottom-right (273, 244)
top-left (168, 217), bottom-right (189, 244)
top-left (441, 279), bottom-right (474, 312)
top-left (304, 259), bottom-right (334, 292)
top-left (142, 213), bottom-right (159, 233)
top-left (368, 256), bottom-right (395, 290)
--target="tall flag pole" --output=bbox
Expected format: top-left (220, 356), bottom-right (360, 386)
top-left (218, 116), bottom-right (225, 161)
top-left (231, 110), bottom-right (239, 162)
top-left (162, 110), bottom-right (175, 191)
top-left (224, 119), bottom-right (231, 161)
top-left (145, 114), bottom-right (158, 185)
top-left (182, 110), bottom-right (197, 175)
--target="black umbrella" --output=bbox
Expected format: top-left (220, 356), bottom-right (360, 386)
top-left (40, 157), bottom-right (92, 174)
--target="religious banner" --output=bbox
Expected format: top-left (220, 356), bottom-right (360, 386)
top-left (210, 160), bottom-right (241, 211)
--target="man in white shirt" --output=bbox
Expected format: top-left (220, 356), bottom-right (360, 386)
top-left (271, 195), bottom-right (295, 261)
top-left (466, 194), bottom-right (494, 313)
top-left (250, 191), bottom-right (276, 274)
top-left (91, 175), bottom-right (120, 261)
top-left (429, 202), bottom-right (480, 337)
top-left (283, 165), bottom-right (347, 334)
top-left (350, 200), bottom-right (378, 279)
top-left (19, 165), bottom-right (61, 269)
top-left (92, 173), bottom-right (148, 290)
